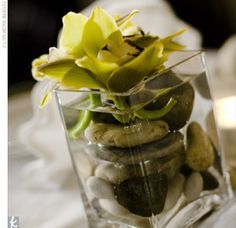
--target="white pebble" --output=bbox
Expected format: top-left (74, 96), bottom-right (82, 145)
top-left (73, 151), bottom-right (97, 178)
top-left (95, 163), bottom-right (126, 184)
top-left (184, 172), bottom-right (203, 202)
top-left (164, 174), bottom-right (185, 211)
top-left (86, 176), bottom-right (115, 199)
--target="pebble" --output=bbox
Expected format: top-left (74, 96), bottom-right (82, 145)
top-left (99, 199), bottom-right (150, 226)
top-left (184, 172), bottom-right (203, 202)
top-left (164, 174), bottom-right (185, 211)
top-left (73, 151), bottom-right (97, 178)
top-left (144, 71), bottom-right (195, 130)
top-left (87, 132), bottom-right (184, 165)
top-left (114, 172), bottom-right (168, 217)
top-left (86, 176), bottom-right (115, 199)
top-left (205, 110), bottom-right (220, 151)
top-left (186, 122), bottom-right (215, 171)
top-left (85, 120), bottom-right (169, 148)
top-left (95, 152), bottom-right (184, 184)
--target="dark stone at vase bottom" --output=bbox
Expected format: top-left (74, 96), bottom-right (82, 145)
top-left (114, 172), bottom-right (168, 217)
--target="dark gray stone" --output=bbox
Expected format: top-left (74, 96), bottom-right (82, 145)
top-left (86, 132), bottom-right (184, 165)
top-left (144, 71), bottom-right (195, 130)
top-left (114, 173), bottom-right (168, 217)
top-left (201, 171), bottom-right (219, 190)
top-left (95, 152), bottom-right (184, 184)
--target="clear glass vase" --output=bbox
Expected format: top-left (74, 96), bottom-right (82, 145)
top-left (54, 51), bottom-right (233, 228)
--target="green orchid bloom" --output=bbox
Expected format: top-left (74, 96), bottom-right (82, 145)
top-left (31, 7), bottom-right (186, 135)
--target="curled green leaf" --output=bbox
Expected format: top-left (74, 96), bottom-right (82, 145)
top-left (38, 60), bottom-right (102, 90)
top-left (135, 98), bottom-right (177, 120)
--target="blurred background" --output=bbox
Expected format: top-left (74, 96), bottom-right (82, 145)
top-left (9, 0), bottom-right (236, 93)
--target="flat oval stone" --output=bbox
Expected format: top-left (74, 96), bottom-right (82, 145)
top-left (186, 122), bottom-right (215, 171)
top-left (144, 71), bottom-right (195, 130)
top-left (87, 132), bottom-right (184, 165)
top-left (86, 176), bottom-right (115, 199)
top-left (95, 152), bottom-right (184, 184)
top-left (114, 173), bottom-right (168, 217)
top-left (184, 172), bottom-right (203, 202)
top-left (84, 120), bottom-right (169, 148)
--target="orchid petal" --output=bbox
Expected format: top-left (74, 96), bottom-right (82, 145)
top-left (60, 12), bottom-right (88, 58)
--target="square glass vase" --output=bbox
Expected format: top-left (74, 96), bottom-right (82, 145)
top-left (54, 51), bottom-right (233, 228)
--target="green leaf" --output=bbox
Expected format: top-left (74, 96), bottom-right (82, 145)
top-left (107, 41), bottom-right (166, 92)
top-left (38, 59), bottom-right (75, 80)
top-left (68, 110), bottom-right (92, 138)
top-left (61, 67), bottom-right (103, 90)
top-left (60, 12), bottom-right (88, 58)
top-left (116, 10), bottom-right (139, 27)
top-left (117, 10), bottom-right (140, 36)
top-left (40, 90), bottom-right (52, 108)
top-left (161, 29), bottom-right (186, 43)
top-left (76, 56), bottom-right (118, 85)
top-left (38, 59), bottom-right (102, 89)
top-left (129, 35), bottom-right (159, 48)
top-left (161, 29), bottom-right (186, 53)
top-left (135, 98), bottom-right (177, 120)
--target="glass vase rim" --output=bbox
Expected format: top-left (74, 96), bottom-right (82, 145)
top-left (53, 50), bottom-right (204, 96)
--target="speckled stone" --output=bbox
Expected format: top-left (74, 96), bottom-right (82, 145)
top-left (186, 122), bottom-right (215, 171)
top-left (85, 120), bottom-right (169, 148)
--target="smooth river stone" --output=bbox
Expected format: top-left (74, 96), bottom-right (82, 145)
top-left (73, 151), bottom-right (97, 178)
top-left (163, 174), bottom-right (185, 212)
top-left (186, 122), bottom-right (215, 171)
top-left (184, 172), bottom-right (203, 202)
top-left (84, 120), bottom-right (169, 148)
top-left (144, 71), bottom-right (195, 130)
top-left (87, 132), bottom-right (184, 165)
top-left (95, 152), bottom-right (184, 184)
top-left (114, 173), bottom-right (168, 217)
top-left (86, 176), bottom-right (115, 199)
